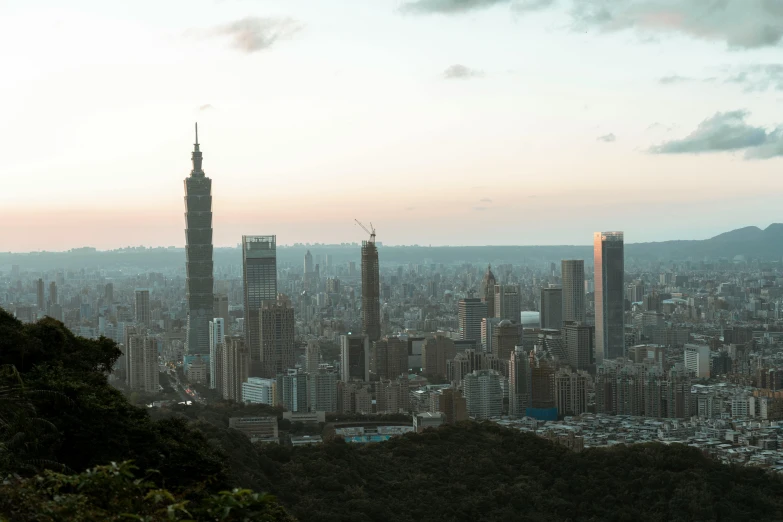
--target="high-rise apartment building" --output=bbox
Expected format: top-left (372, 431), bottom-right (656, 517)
top-left (36, 278), bottom-right (45, 311)
top-left (208, 318), bottom-right (225, 390)
top-left (481, 317), bottom-right (501, 353)
top-left (422, 336), bottom-right (456, 380)
top-left (372, 337), bottom-right (409, 380)
top-left (684, 344), bottom-right (711, 378)
top-left (492, 320), bottom-right (519, 362)
top-left (563, 322), bottom-right (593, 371)
top-left (361, 239), bottom-right (381, 342)
top-left (213, 294), bottom-right (229, 326)
top-left (458, 298), bottom-right (488, 343)
top-left (463, 369), bottom-right (503, 420)
top-left (340, 334), bottom-right (370, 382)
top-left (221, 337), bottom-right (250, 402)
top-left (481, 265), bottom-right (497, 318)
top-left (258, 300), bottom-right (296, 378)
top-left (554, 368), bottom-right (589, 416)
top-left (105, 283), bottom-right (114, 304)
top-left (48, 281), bottom-right (57, 307)
top-left (134, 289), bottom-right (150, 326)
top-left (276, 371), bottom-right (309, 412)
top-left (594, 231), bottom-right (625, 362)
top-left (305, 340), bottom-right (321, 374)
top-left (561, 260), bottom-right (585, 323)
top-left (494, 284), bottom-right (521, 322)
top-left (540, 286), bottom-right (563, 330)
top-left (242, 235), bottom-right (277, 374)
top-left (184, 124), bottom-right (214, 356)
top-left (126, 330), bottom-right (159, 393)
top-left (434, 388), bottom-right (468, 425)
top-left (310, 371), bottom-right (338, 413)
top-left (376, 379), bottom-right (409, 414)
top-left (508, 346), bottom-right (531, 417)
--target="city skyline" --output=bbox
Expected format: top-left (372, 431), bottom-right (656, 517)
top-left (2, 0), bottom-right (783, 251)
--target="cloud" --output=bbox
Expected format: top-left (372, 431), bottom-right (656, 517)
top-left (649, 110), bottom-right (783, 159)
top-left (443, 64), bottom-right (483, 79)
top-left (745, 128), bottom-right (783, 159)
top-left (570, 0), bottom-right (783, 49)
top-left (400, 0), bottom-right (513, 14)
top-left (722, 64), bottom-right (783, 92)
top-left (406, 206), bottom-right (416, 211)
top-left (480, 198), bottom-right (493, 203)
top-left (659, 75), bottom-right (692, 84)
top-left (512, 0), bottom-right (556, 13)
top-left (205, 17), bottom-right (302, 53)
top-left (199, 104), bottom-right (214, 111)
top-left (473, 206), bottom-right (489, 211)
top-left (597, 133), bottom-right (617, 142)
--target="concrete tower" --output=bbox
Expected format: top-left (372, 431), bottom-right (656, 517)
top-left (594, 232), bottom-right (625, 363)
top-left (361, 233), bottom-right (381, 342)
top-left (561, 260), bottom-right (585, 323)
top-left (184, 123), bottom-right (214, 356)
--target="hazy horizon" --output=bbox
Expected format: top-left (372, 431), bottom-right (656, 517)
top-left (3, 221), bottom-right (780, 254)
top-left (2, 0), bottom-right (782, 251)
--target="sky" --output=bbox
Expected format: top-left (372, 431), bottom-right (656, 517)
top-left (1, 0), bottom-right (783, 251)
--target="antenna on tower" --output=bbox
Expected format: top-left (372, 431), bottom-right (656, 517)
top-left (195, 122), bottom-right (199, 145)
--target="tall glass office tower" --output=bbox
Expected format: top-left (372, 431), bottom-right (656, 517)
top-left (594, 231), bottom-right (625, 363)
top-left (242, 235), bottom-right (277, 372)
top-left (184, 124), bottom-right (214, 356)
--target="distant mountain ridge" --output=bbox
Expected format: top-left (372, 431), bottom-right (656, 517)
top-left (1, 224), bottom-right (782, 269)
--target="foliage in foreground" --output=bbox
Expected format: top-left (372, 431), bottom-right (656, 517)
top-left (0, 461), bottom-right (294, 522)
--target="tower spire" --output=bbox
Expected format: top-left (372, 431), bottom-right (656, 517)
top-left (191, 123), bottom-right (203, 175)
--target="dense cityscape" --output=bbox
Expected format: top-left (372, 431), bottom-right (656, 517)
top-left (3, 129), bottom-right (783, 474)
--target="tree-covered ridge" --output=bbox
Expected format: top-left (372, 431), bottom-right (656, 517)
top-left (0, 309), bottom-right (293, 521)
top-left (252, 422), bottom-right (783, 522)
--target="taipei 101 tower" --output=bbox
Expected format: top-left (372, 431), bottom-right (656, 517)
top-left (184, 123), bottom-right (214, 356)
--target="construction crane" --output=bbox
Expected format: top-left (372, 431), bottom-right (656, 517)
top-left (354, 219), bottom-right (376, 244)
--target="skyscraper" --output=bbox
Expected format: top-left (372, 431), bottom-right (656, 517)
top-left (242, 235), bottom-right (277, 374)
top-left (304, 250), bottom-right (314, 274)
top-left (561, 260), bottom-right (585, 323)
top-left (134, 289), bottom-right (150, 326)
top-left (509, 346), bottom-right (531, 417)
top-left (372, 337), bottom-right (408, 380)
top-left (563, 322), bottom-right (593, 371)
top-left (305, 340), bottom-right (321, 374)
top-left (209, 318), bottom-right (225, 390)
top-left (463, 369), bottom-right (503, 420)
top-left (36, 278), bottom-right (45, 311)
top-left (48, 281), bottom-right (57, 307)
top-left (340, 334), bottom-right (370, 382)
top-left (540, 286), bottom-right (563, 330)
top-left (184, 124), bottom-right (214, 356)
top-left (361, 238), bottom-right (381, 342)
top-left (258, 300), bottom-right (296, 378)
top-left (105, 283), bottom-right (114, 304)
top-left (480, 265), bottom-right (497, 318)
top-left (494, 284), bottom-right (521, 322)
top-left (221, 336), bottom-right (250, 402)
top-left (458, 298), bottom-right (488, 343)
top-left (213, 294), bottom-right (229, 326)
top-left (492, 320), bottom-right (519, 361)
top-left (594, 231), bottom-right (625, 363)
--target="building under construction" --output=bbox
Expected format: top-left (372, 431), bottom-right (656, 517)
top-left (357, 221), bottom-right (381, 342)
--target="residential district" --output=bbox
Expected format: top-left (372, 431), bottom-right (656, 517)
top-left (3, 134), bottom-right (783, 471)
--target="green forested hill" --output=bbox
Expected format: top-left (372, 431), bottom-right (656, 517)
top-left (253, 422), bottom-right (783, 522)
